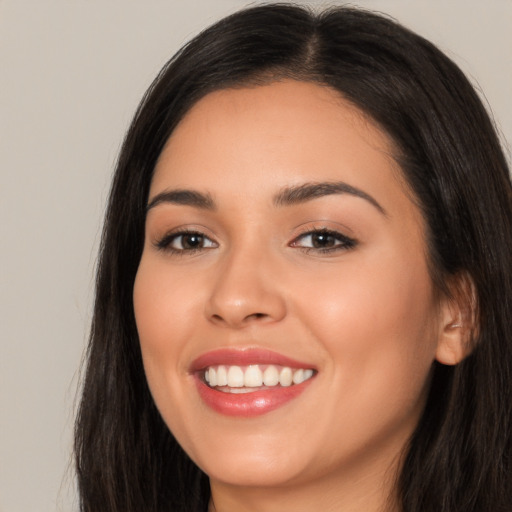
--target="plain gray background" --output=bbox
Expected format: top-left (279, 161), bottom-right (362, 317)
top-left (1, 1), bottom-right (510, 511)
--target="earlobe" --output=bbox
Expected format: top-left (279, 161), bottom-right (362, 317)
top-left (435, 320), bottom-right (467, 366)
top-left (434, 273), bottom-right (478, 366)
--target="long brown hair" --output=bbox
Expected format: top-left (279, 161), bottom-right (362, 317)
top-left (75, 5), bottom-right (512, 511)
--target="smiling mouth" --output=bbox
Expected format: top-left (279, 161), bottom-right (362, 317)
top-left (191, 349), bottom-right (317, 416)
top-left (204, 364), bottom-right (315, 393)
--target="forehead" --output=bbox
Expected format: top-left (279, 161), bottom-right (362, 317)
top-left (151, 80), bottom-right (413, 217)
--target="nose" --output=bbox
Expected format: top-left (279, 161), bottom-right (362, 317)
top-left (205, 246), bottom-right (287, 329)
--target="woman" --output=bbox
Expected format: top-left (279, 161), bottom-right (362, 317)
top-left (74, 4), bottom-right (512, 511)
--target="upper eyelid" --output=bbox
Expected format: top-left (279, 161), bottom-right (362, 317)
top-left (291, 228), bottom-right (354, 243)
top-left (153, 228), bottom-right (218, 250)
top-left (293, 218), bottom-right (355, 234)
top-left (152, 224), bottom-right (216, 241)
top-left (151, 224), bottom-right (356, 250)
top-left (289, 227), bottom-right (358, 252)
top-left (291, 224), bottom-right (354, 239)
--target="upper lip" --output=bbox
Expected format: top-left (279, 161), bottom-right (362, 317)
top-left (189, 348), bottom-right (316, 373)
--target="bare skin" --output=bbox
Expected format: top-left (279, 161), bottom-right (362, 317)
top-left (133, 80), bottom-right (465, 512)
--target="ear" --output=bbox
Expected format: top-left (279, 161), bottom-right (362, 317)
top-left (435, 272), bottom-right (478, 366)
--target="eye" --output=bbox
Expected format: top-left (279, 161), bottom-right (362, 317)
top-left (155, 230), bottom-right (217, 253)
top-left (291, 229), bottom-right (356, 253)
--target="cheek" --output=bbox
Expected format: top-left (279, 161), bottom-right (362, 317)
top-left (296, 251), bottom-right (439, 405)
top-left (297, 263), bottom-right (439, 459)
top-left (132, 258), bottom-right (198, 394)
top-left (134, 256), bottom-right (202, 343)
top-left (132, 257), bottom-right (211, 451)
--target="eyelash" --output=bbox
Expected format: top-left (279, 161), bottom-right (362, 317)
top-left (154, 228), bottom-right (357, 255)
top-left (155, 230), bottom-right (217, 255)
top-left (290, 228), bottom-right (357, 254)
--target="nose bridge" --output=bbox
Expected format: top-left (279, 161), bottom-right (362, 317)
top-left (206, 237), bottom-right (286, 327)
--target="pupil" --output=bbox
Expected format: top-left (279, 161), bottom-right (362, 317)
top-left (312, 233), bottom-right (334, 248)
top-left (183, 234), bottom-right (202, 249)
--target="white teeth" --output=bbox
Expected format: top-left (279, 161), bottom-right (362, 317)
top-left (216, 365), bottom-right (228, 386)
top-left (263, 365), bottom-right (279, 386)
top-left (244, 365), bottom-right (263, 387)
top-left (227, 366), bottom-right (244, 387)
top-left (204, 364), bottom-right (315, 389)
top-left (208, 367), bottom-right (217, 386)
top-left (279, 367), bottom-right (293, 387)
top-left (292, 369), bottom-right (304, 384)
top-left (226, 387), bottom-right (255, 394)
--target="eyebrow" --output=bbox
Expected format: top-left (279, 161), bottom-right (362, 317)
top-left (146, 189), bottom-right (216, 212)
top-left (273, 181), bottom-right (386, 215)
top-left (146, 181), bottom-right (386, 215)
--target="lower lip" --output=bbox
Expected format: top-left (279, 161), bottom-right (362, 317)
top-left (194, 376), bottom-right (314, 417)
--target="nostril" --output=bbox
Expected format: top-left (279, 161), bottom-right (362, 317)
top-left (251, 313), bottom-right (277, 324)
top-left (206, 284), bottom-right (287, 327)
top-left (242, 312), bottom-right (268, 322)
top-left (210, 311), bottom-right (268, 326)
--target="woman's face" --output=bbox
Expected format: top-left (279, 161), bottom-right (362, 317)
top-left (134, 81), bottom-right (451, 492)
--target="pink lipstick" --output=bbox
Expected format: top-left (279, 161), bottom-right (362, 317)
top-left (190, 348), bottom-right (316, 417)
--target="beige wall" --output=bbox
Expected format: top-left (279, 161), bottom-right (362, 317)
top-left (0, 1), bottom-right (510, 510)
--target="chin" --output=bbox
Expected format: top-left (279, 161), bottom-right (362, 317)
top-left (178, 424), bottom-right (318, 488)
top-left (202, 452), bottom-right (308, 488)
